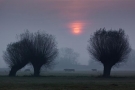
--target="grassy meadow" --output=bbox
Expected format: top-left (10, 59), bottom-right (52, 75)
top-left (0, 71), bottom-right (135, 90)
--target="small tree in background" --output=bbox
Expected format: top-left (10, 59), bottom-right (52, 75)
top-left (56, 48), bottom-right (79, 68)
top-left (87, 28), bottom-right (131, 77)
top-left (3, 39), bottom-right (31, 76)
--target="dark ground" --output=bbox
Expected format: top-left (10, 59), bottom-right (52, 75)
top-left (0, 76), bottom-right (135, 90)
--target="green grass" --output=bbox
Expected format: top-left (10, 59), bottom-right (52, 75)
top-left (0, 76), bottom-right (135, 90)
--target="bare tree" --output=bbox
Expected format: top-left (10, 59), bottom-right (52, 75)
top-left (87, 28), bottom-right (131, 77)
top-left (3, 39), bottom-right (31, 76)
top-left (3, 30), bottom-right (58, 77)
top-left (19, 31), bottom-right (58, 76)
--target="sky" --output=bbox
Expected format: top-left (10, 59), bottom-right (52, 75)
top-left (0, 0), bottom-right (135, 68)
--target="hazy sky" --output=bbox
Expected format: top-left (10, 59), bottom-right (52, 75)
top-left (0, 0), bottom-right (135, 68)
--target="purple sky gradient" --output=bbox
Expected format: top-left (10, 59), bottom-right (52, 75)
top-left (0, 0), bottom-right (135, 67)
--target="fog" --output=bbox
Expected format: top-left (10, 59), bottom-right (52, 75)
top-left (0, 0), bottom-right (135, 70)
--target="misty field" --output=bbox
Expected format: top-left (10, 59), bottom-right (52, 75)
top-left (0, 76), bottom-right (135, 90)
top-left (1, 70), bottom-right (135, 77)
top-left (0, 71), bottom-right (135, 90)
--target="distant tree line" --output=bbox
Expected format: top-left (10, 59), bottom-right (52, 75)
top-left (2, 28), bottom-right (131, 77)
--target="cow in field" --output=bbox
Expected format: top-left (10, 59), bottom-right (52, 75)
top-left (64, 69), bottom-right (75, 72)
top-left (92, 69), bottom-right (97, 72)
top-left (24, 69), bottom-right (31, 72)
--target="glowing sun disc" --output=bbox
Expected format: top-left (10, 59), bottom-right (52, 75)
top-left (69, 22), bottom-right (83, 35)
top-left (73, 28), bottom-right (81, 34)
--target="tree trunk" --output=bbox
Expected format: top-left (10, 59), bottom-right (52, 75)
top-left (103, 65), bottom-right (112, 77)
top-left (33, 66), bottom-right (41, 77)
top-left (9, 68), bottom-right (18, 77)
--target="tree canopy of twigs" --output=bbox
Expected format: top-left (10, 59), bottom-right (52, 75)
top-left (3, 39), bottom-right (31, 76)
top-left (87, 28), bottom-right (131, 77)
top-left (3, 30), bottom-right (58, 76)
